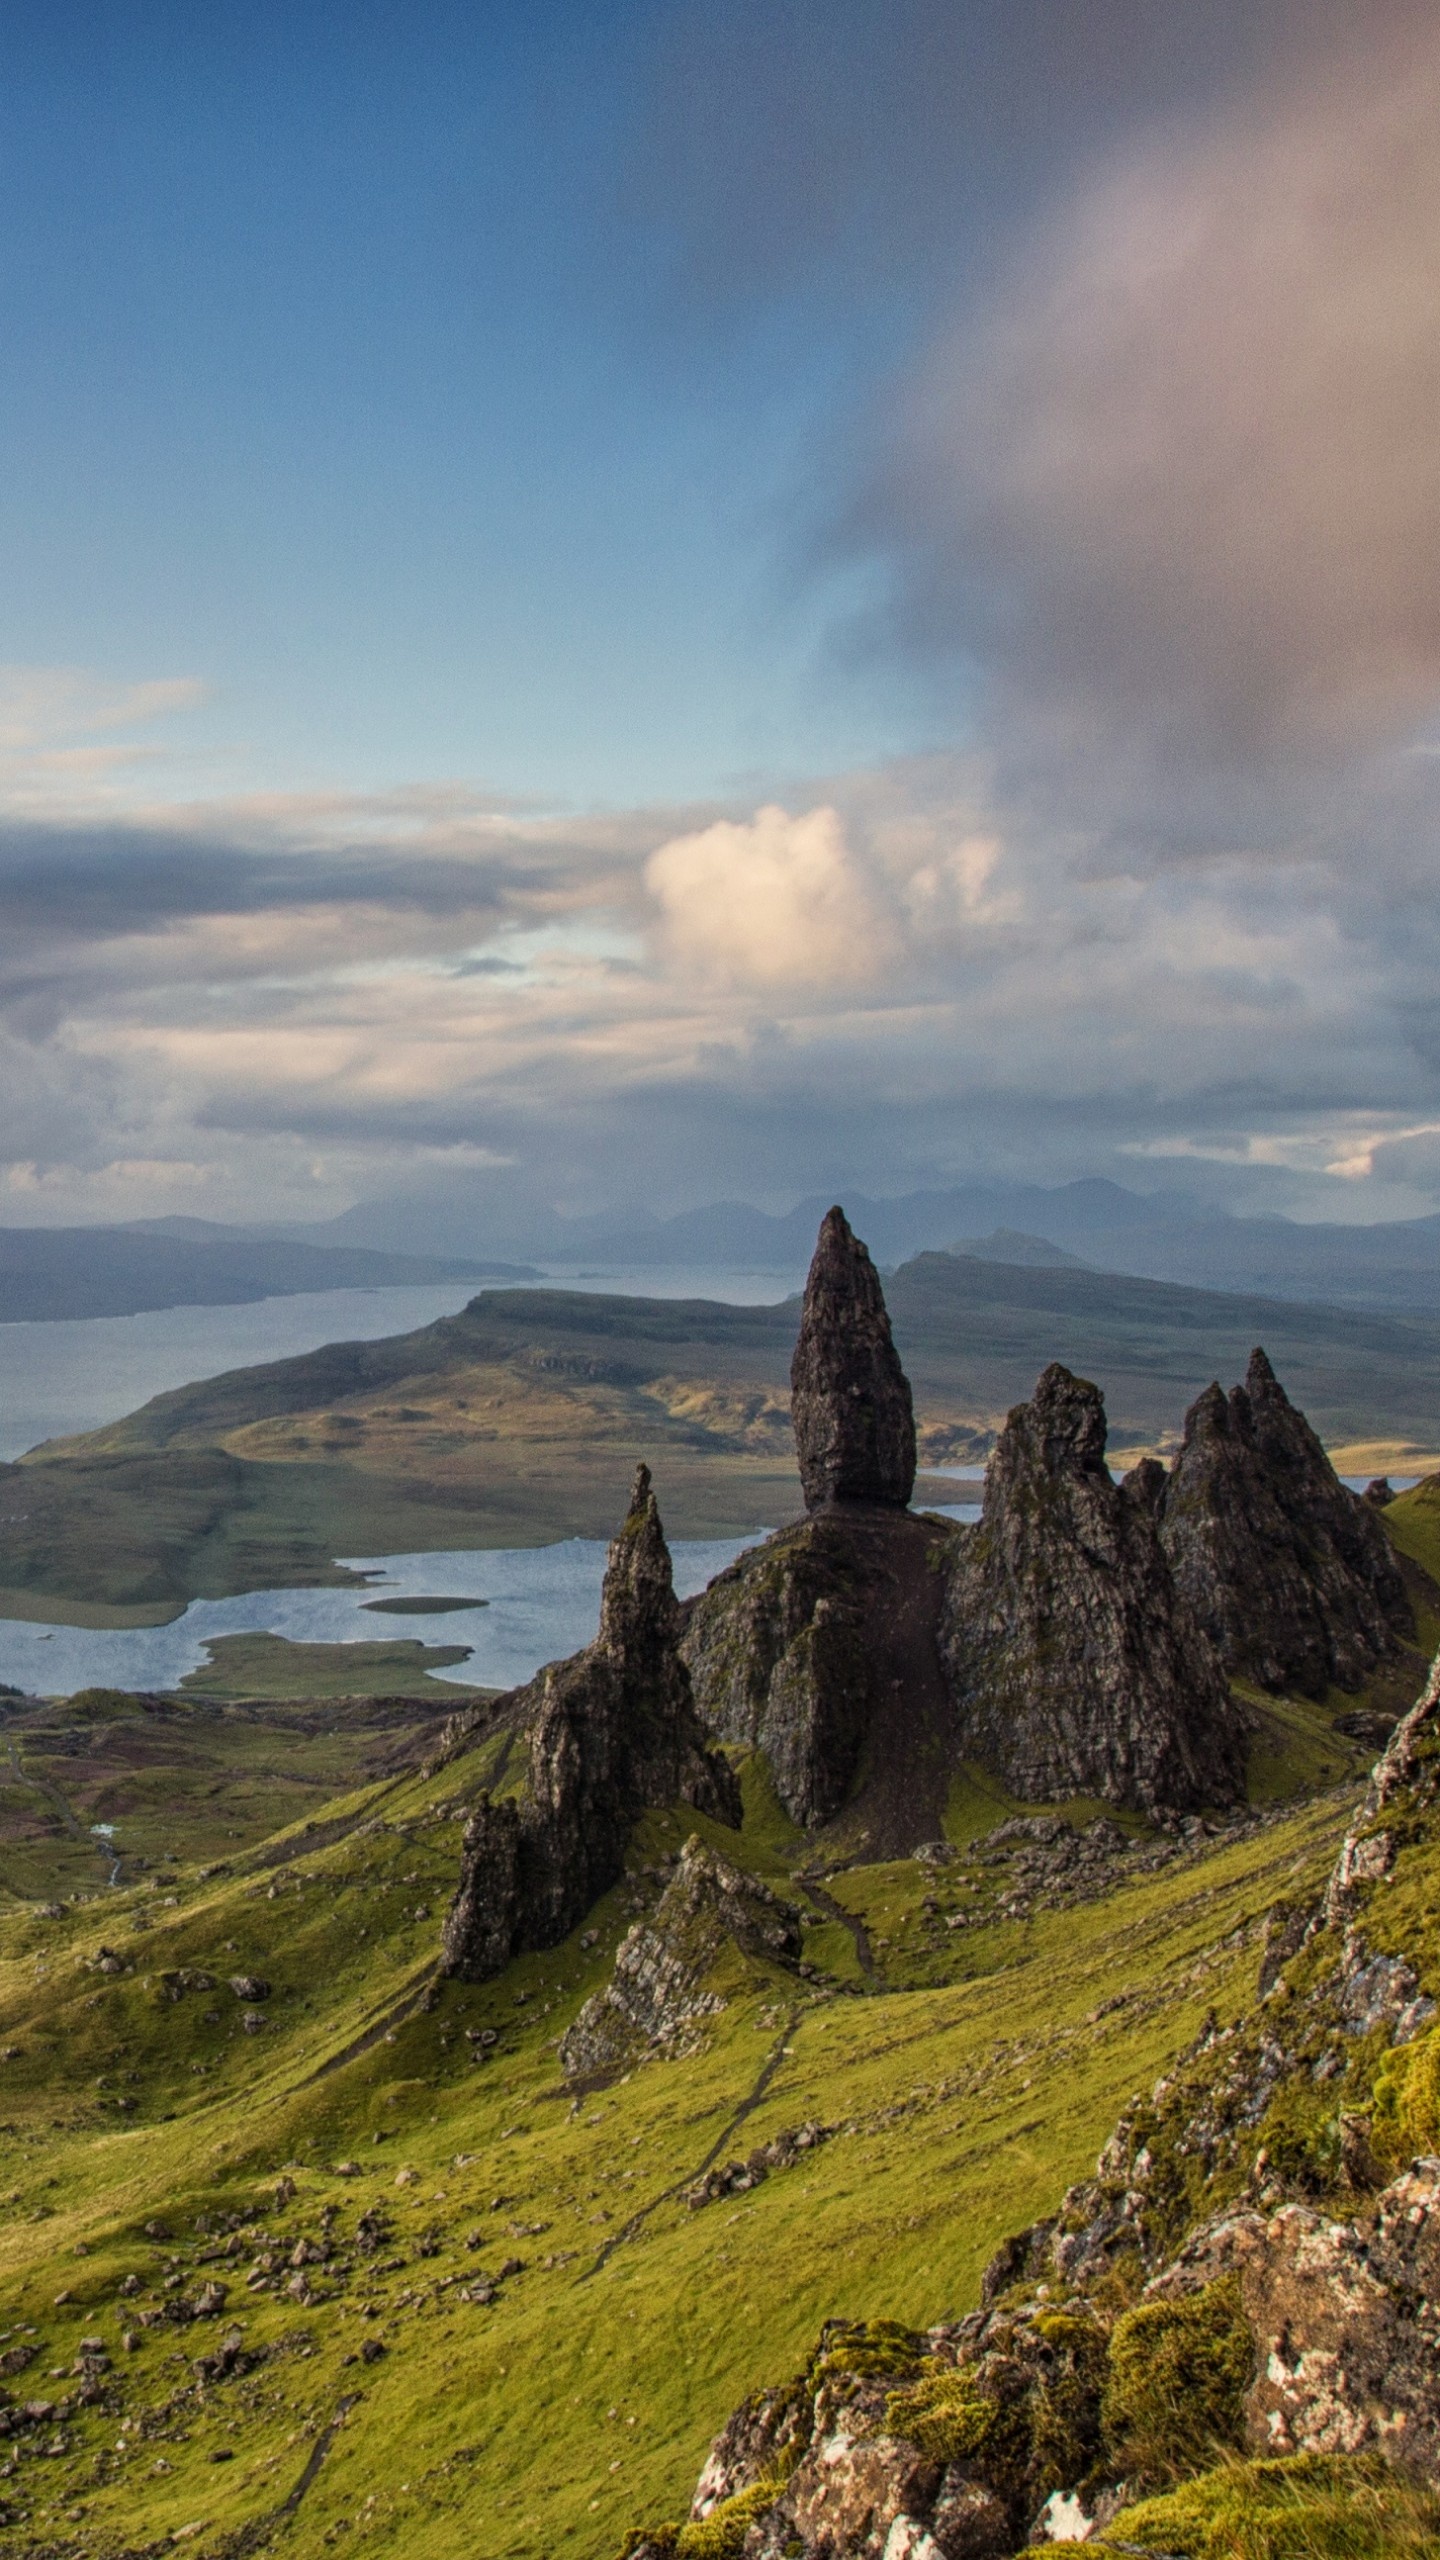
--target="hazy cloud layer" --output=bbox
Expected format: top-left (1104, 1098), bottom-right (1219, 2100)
top-left (0, 715), bottom-right (1437, 1228)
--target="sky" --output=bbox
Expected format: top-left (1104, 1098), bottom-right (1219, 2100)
top-left (3, 0), bottom-right (1440, 1236)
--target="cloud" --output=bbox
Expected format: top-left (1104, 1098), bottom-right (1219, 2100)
top-left (0, 666), bottom-right (211, 808)
top-left (850, 14), bottom-right (1440, 760)
top-left (645, 802), bottom-right (895, 988)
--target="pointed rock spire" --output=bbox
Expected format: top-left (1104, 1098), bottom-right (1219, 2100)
top-left (598, 1462), bottom-right (681, 1665)
top-left (790, 1207), bottom-right (916, 1512)
top-left (1151, 1347), bottom-right (1413, 1696)
top-left (440, 1467), bottom-right (740, 1982)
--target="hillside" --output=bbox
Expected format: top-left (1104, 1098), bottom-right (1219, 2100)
top-left (0, 1235), bottom-right (1435, 2558)
top-left (7, 1253), bottom-right (1440, 1617)
top-left (0, 1695), bottom-right (1379, 2560)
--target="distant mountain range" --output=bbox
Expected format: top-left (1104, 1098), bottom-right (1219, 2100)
top-left (0, 1224), bottom-right (534, 1324)
top-left (12, 1174), bottom-right (1440, 1322)
top-left (262, 1174), bottom-right (1440, 1317)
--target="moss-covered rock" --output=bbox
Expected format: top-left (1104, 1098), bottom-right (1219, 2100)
top-left (1101, 2277), bottom-right (1252, 2487)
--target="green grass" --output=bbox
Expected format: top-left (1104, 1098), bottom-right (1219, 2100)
top-left (0, 1687), bottom-right (463, 1900)
top-left (1092, 2455), bottom-right (1440, 2558)
top-left (178, 1631), bottom-right (488, 1703)
top-left (0, 1720), bottom-right (1350, 2560)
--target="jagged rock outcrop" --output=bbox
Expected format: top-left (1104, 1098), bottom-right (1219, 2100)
top-left (1140, 1348), bottom-right (1413, 1697)
top-left (790, 1206), bottom-right (916, 1512)
top-left (682, 1507), bottom-right (959, 1837)
top-left (441, 1467), bottom-right (740, 1981)
top-left (940, 1363), bottom-right (1246, 1815)
top-left (558, 1835), bottom-right (803, 2081)
top-left (681, 1207), bottom-right (954, 1842)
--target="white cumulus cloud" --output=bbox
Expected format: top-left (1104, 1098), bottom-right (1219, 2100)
top-left (644, 801), bottom-right (894, 989)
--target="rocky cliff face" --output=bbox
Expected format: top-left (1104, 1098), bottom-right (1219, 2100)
top-left (1143, 1347), bottom-right (1413, 1697)
top-left (790, 1205), bottom-right (916, 1512)
top-left (941, 1363), bottom-right (1245, 1816)
top-left (681, 1507), bottom-right (958, 1836)
top-left (558, 1834), bottom-right (803, 2082)
top-left (441, 1466), bottom-right (740, 1982)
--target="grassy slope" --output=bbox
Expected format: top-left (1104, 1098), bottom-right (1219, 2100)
top-left (0, 1689), bottom-right (465, 1902)
top-left (0, 1692), bottom-right (1361, 2560)
top-left (7, 1261), bottom-right (1440, 1615)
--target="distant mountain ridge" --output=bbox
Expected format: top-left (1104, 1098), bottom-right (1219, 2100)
top-left (261, 1175), bottom-right (1440, 1316)
top-left (0, 1225), bottom-right (533, 1323)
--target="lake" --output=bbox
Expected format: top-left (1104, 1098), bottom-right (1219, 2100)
top-left (0, 1505), bottom-right (982, 1698)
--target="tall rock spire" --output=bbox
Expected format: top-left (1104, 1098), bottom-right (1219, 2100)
top-left (789, 1207), bottom-right (916, 1512)
top-left (440, 1467), bottom-right (740, 1982)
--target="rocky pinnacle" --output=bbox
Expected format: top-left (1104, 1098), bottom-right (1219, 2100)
top-left (1148, 1346), bottom-right (1413, 1697)
top-left (440, 1466), bottom-right (739, 1982)
top-left (598, 1462), bottom-right (681, 1667)
top-left (941, 1362), bottom-right (1245, 1814)
top-left (790, 1206), bottom-right (916, 1511)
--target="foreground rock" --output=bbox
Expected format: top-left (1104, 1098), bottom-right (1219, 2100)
top-left (790, 1205), bottom-right (916, 1512)
top-left (941, 1364), bottom-right (1246, 1815)
top-left (558, 1836), bottom-right (803, 2082)
top-left (1141, 1348), bottom-right (1413, 1696)
top-left (441, 1468), bottom-right (739, 1980)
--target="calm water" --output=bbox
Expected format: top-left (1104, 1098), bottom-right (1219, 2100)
top-left (0, 1285), bottom-right (482, 1461)
top-left (0, 1502), bottom-right (984, 1699)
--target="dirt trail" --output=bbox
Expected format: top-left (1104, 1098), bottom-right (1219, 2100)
top-left (579, 2003), bottom-right (800, 2280)
top-left (796, 1875), bottom-right (881, 1985)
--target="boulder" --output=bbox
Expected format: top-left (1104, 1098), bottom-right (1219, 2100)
top-left (559, 1835), bottom-right (803, 2082)
top-left (791, 1206), bottom-right (916, 1512)
top-left (1150, 2163), bottom-right (1440, 2475)
top-left (1143, 1349), bottom-right (1412, 1696)
top-left (441, 1467), bottom-right (740, 1981)
top-left (941, 1364), bottom-right (1245, 1814)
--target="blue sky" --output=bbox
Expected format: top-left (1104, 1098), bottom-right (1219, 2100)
top-left (0, 0), bottom-right (944, 802)
top-left (3, 1), bottom-right (1440, 1235)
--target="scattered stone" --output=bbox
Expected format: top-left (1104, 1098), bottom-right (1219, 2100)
top-left (228, 1976), bottom-right (270, 2002)
top-left (685, 2122), bottom-right (833, 2210)
top-left (157, 1969), bottom-right (216, 2001)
